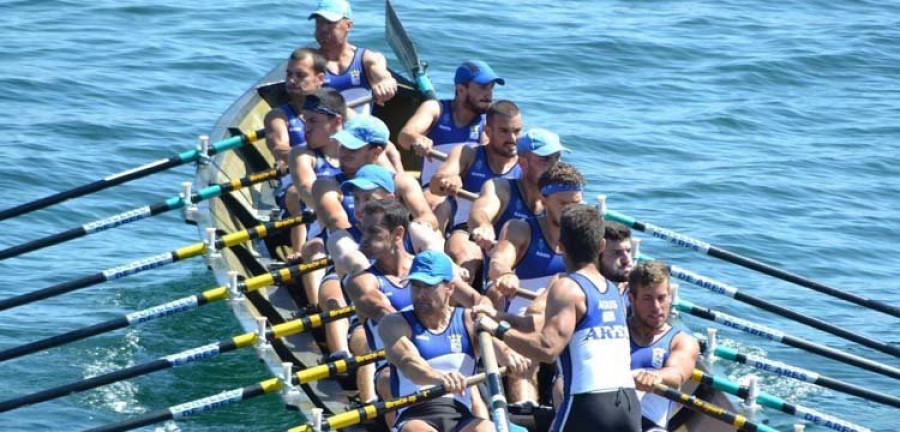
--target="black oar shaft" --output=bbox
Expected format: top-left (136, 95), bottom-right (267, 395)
top-left (0, 273), bottom-right (107, 311)
top-left (677, 300), bottom-right (900, 379)
top-left (607, 209), bottom-right (900, 317)
top-left (0, 129), bottom-right (264, 221)
top-left (660, 259), bottom-right (900, 357)
top-left (84, 378), bottom-right (280, 432)
top-left (652, 383), bottom-right (776, 432)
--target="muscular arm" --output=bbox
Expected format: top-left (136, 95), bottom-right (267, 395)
top-left (396, 172), bottom-right (439, 230)
top-left (312, 177), bottom-right (351, 230)
top-left (264, 108), bottom-right (291, 167)
top-left (289, 148), bottom-right (317, 207)
top-left (345, 272), bottom-right (396, 323)
top-left (488, 219), bottom-right (529, 281)
top-left (398, 99), bottom-right (441, 151)
top-left (468, 179), bottom-right (505, 230)
top-left (380, 313), bottom-right (443, 386)
top-left (384, 142), bottom-right (405, 174)
top-left (362, 50), bottom-right (397, 105)
top-left (660, 332), bottom-right (700, 387)
top-left (429, 144), bottom-right (473, 196)
top-left (502, 277), bottom-right (584, 364)
top-left (325, 229), bottom-right (369, 277)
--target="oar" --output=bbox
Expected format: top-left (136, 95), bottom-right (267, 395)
top-left (385, 0), bottom-right (437, 100)
top-left (700, 341), bottom-right (900, 408)
top-left (0, 129), bottom-right (264, 221)
top-left (600, 200), bottom-right (900, 318)
top-left (651, 382), bottom-right (777, 432)
top-left (478, 330), bottom-right (512, 432)
top-left (690, 369), bottom-right (872, 432)
top-left (639, 254), bottom-right (900, 357)
top-left (675, 299), bottom-right (900, 379)
top-left (0, 169), bottom-right (278, 261)
top-left (427, 149), bottom-right (479, 201)
top-left (83, 378), bottom-right (283, 432)
top-left (0, 258), bottom-right (331, 362)
top-left (289, 368), bottom-right (506, 432)
top-left (83, 352), bottom-right (387, 432)
top-left (0, 305), bottom-right (355, 413)
top-left (0, 214), bottom-right (311, 312)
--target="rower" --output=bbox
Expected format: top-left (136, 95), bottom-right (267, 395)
top-left (309, 0), bottom-right (397, 113)
top-left (485, 161), bottom-right (584, 406)
top-left (479, 204), bottom-right (641, 431)
top-left (628, 260), bottom-right (700, 432)
top-left (599, 221), bottom-right (635, 305)
top-left (430, 100), bottom-right (523, 287)
top-left (379, 250), bottom-right (530, 432)
top-left (398, 60), bottom-right (504, 188)
top-left (468, 128), bottom-right (567, 251)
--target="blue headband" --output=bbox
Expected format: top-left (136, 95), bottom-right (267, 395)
top-left (540, 183), bottom-right (584, 196)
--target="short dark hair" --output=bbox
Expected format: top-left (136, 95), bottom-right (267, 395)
top-left (604, 221), bottom-right (632, 242)
top-left (304, 87), bottom-right (347, 118)
top-left (538, 161), bottom-right (586, 193)
top-left (486, 100), bottom-right (520, 125)
top-left (361, 198), bottom-right (409, 233)
top-left (628, 260), bottom-right (671, 295)
top-left (560, 204), bottom-right (604, 268)
top-left (289, 47), bottom-right (326, 74)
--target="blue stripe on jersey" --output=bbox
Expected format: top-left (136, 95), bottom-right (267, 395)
top-left (515, 217), bottom-right (565, 280)
top-left (279, 103), bottom-right (306, 148)
top-left (324, 48), bottom-right (370, 92)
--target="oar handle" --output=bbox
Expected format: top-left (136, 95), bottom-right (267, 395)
top-left (426, 149), bottom-right (479, 201)
top-left (651, 382), bottom-right (777, 432)
top-left (478, 330), bottom-right (511, 432)
top-left (295, 350), bottom-right (386, 385)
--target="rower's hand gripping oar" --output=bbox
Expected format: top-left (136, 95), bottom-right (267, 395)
top-left (0, 129), bottom-right (264, 222)
top-left (650, 382), bottom-right (778, 432)
top-left (598, 196), bottom-right (900, 318)
top-left (426, 149), bottom-right (479, 201)
top-left (0, 257), bottom-right (331, 363)
top-left (0, 304), bottom-right (355, 413)
top-left (0, 212), bottom-right (314, 312)
top-left (0, 168), bottom-right (279, 261)
top-left (289, 368), bottom-right (507, 432)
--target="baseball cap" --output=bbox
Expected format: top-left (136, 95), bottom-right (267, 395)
top-left (332, 115), bottom-right (390, 150)
top-left (308, 0), bottom-right (352, 22)
top-left (407, 250), bottom-right (455, 286)
top-left (454, 60), bottom-right (505, 86)
top-left (340, 164), bottom-right (395, 195)
top-left (517, 128), bottom-right (569, 157)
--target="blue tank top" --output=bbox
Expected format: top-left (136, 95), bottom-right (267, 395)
top-left (324, 47), bottom-right (372, 114)
top-left (391, 308), bottom-right (477, 413)
top-left (420, 100), bottom-right (485, 185)
top-left (362, 264), bottom-right (412, 352)
top-left (451, 146), bottom-right (522, 228)
top-left (278, 103), bottom-right (306, 148)
top-left (504, 217), bottom-right (566, 315)
top-left (630, 327), bottom-right (683, 428)
top-left (333, 173), bottom-right (357, 227)
top-left (494, 179), bottom-right (538, 234)
top-left (558, 273), bottom-right (633, 397)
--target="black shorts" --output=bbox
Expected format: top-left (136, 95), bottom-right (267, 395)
top-left (553, 388), bottom-right (640, 432)
top-left (395, 398), bottom-right (477, 432)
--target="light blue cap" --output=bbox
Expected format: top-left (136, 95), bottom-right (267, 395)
top-left (517, 128), bottom-right (568, 157)
top-left (341, 164), bottom-right (395, 195)
top-left (454, 60), bottom-right (505, 86)
top-left (333, 115), bottom-right (390, 150)
top-left (308, 0), bottom-right (352, 22)
top-left (408, 250), bottom-right (455, 286)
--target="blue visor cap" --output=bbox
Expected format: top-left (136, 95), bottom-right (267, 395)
top-left (333, 115), bottom-right (390, 150)
top-left (308, 0), bottom-right (352, 22)
top-left (340, 164), bottom-right (395, 195)
top-left (517, 128), bottom-right (569, 157)
top-left (408, 250), bottom-right (455, 286)
top-left (454, 60), bottom-right (505, 86)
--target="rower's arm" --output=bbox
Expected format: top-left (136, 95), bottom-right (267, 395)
top-left (468, 179), bottom-right (504, 230)
top-left (289, 148), bottom-right (317, 207)
top-left (398, 99), bottom-right (441, 151)
top-left (380, 313), bottom-right (443, 386)
top-left (429, 144), bottom-right (470, 197)
top-left (659, 332), bottom-right (700, 388)
top-left (325, 230), bottom-right (369, 277)
top-left (312, 177), bottom-right (351, 231)
top-left (384, 142), bottom-right (405, 174)
top-left (396, 172), bottom-right (439, 230)
top-left (502, 277), bottom-right (582, 364)
top-left (488, 219), bottom-right (529, 281)
top-left (345, 272), bottom-right (395, 322)
top-left (362, 50), bottom-right (397, 105)
top-left (264, 108), bottom-right (291, 168)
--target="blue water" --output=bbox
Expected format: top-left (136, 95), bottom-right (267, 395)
top-left (0, 1), bottom-right (897, 431)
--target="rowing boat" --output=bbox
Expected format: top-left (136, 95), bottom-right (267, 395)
top-left (192, 8), bottom-right (738, 432)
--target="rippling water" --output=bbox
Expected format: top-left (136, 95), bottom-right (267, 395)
top-left (0, 1), bottom-right (897, 430)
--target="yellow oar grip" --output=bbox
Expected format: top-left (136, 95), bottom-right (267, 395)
top-left (259, 377), bottom-right (283, 394)
top-left (295, 364), bottom-right (332, 384)
top-left (243, 273), bottom-right (276, 293)
top-left (232, 332), bottom-right (258, 349)
top-left (328, 409), bottom-right (367, 430)
top-left (245, 130), bottom-right (259, 142)
top-left (221, 230), bottom-right (253, 247)
top-left (173, 242), bottom-right (208, 260)
top-left (201, 286), bottom-right (229, 303)
top-left (691, 369), bottom-right (704, 381)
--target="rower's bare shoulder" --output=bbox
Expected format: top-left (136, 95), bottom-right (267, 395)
top-left (500, 218), bottom-right (531, 246)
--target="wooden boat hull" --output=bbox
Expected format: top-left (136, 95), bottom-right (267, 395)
top-left (195, 59), bottom-right (741, 431)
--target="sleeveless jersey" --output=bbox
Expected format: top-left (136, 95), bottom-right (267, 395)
top-left (631, 327), bottom-right (682, 429)
top-left (279, 103), bottom-right (307, 149)
top-left (450, 146), bottom-right (522, 229)
top-left (494, 179), bottom-right (538, 234)
top-left (324, 47), bottom-right (372, 115)
top-left (303, 157), bottom-right (348, 238)
top-left (361, 265), bottom-right (412, 352)
top-left (506, 217), bottom-right (565, 315)
top-left (558, 272), bottom-right (633, 396)
top-left (420, 99), bottom-right (485, 186)
top-left (390, 307), bottom-right (476, 416)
